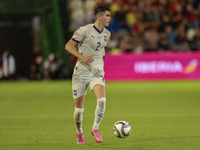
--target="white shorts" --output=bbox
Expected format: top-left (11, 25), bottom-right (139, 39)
top-left (72, 76), bottom-right (105, 99)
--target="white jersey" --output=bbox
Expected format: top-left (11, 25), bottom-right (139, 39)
top-left (72, 24), bottom-right (111, 78)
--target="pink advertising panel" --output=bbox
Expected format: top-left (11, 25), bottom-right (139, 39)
top-left (104, 52), bottom-right (200, 81)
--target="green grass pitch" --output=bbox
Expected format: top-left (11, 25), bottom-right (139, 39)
top-left (0, 80), bottom-right (200, 150)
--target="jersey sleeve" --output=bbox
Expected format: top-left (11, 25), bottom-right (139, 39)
top-left (71, 27), bottom-right (86, 43)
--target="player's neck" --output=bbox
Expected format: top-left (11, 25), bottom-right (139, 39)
top-left (94, 21), bottom-right (104, 32)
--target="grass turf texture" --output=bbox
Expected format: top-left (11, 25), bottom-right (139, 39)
top-left (0, 80), bottom-right (200, 150)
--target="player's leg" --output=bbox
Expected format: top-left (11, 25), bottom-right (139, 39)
top-left (91, 84), bottom-right (106, 143)
top-left (92, 84), bottom-right (106, 130)
top-left (72, 81), bottom-right (88, 144)
top-left (74, 95), bottom-right (85, 134)
top-left (74, 95), bottom-right (86, 144)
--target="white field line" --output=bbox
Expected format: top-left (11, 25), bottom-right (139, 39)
top-left (0, 114), bottom-right (199, 119)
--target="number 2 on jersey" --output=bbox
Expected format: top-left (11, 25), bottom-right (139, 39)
top-left (95, 42), bottom-right (101, 51)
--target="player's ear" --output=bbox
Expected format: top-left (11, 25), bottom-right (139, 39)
top-left (97, 14), bottom-right (102, 20)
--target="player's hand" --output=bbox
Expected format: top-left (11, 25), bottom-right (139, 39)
top-left (81, 55), bottom-right (94, 65)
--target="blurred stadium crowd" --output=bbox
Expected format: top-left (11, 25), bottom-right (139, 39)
top-left (0, 51), bottom-right (70, 80)
top-left (69, 0), bottom-right (200, 53)
top-left (1, 0), bottom-right (200, 80)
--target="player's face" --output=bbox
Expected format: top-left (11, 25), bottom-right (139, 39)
top-left (101, 10), bottom-right (111, 27)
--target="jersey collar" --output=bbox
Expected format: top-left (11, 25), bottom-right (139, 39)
top-left (93, 25), bottom-right (104, 34)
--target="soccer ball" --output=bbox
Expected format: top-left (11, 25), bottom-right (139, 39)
top-left (113, 120), bottom-right (131, 138)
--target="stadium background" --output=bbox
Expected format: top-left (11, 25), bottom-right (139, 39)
top-left (0, 0), bottom-right (200, 80)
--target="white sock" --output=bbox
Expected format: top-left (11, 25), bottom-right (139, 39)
top-left (74, 107), bottom-right (84, 134)
top-left (92, 97), bottom-right (106, 130)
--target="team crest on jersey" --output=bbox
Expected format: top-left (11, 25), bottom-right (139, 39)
top-left (73, 90), bottom-right (77, 96)
top-left (104, 36), bottom-right (107, 41)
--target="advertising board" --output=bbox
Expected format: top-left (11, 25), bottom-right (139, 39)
top-left (104, 52), bottom-right (200, 81)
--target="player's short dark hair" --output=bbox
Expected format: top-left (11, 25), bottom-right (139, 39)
top-left (94, 5), bottom-right (110, 18)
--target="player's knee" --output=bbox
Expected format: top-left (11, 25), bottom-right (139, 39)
top-left (97, 97), bottom-right (106, 112)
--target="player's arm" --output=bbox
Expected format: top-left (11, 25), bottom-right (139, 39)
top-left (65, 39), bottom-right (94, 65)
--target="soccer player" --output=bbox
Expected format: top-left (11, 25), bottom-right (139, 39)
top-left (65, 6), bottom-right (111, 144)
